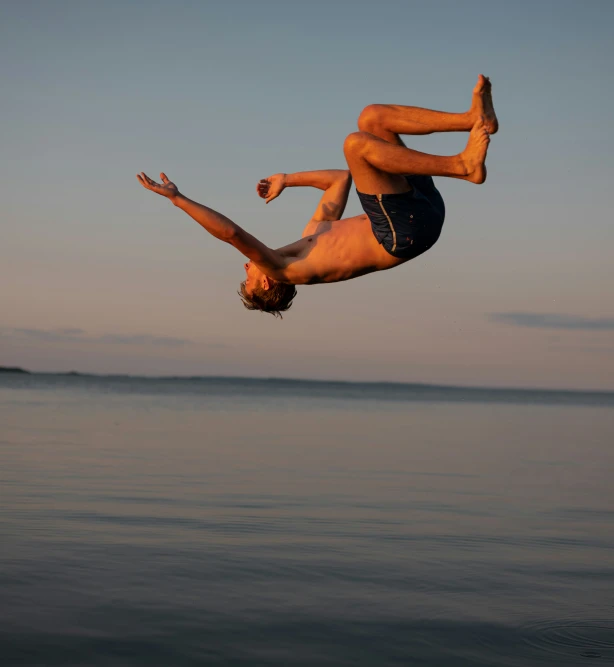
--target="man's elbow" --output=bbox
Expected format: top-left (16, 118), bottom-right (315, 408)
top-left (337, 172), bottom-right (352, 195)
top-left (222, 227), bottom-right (240, 244)
top-left (338, 171), bottom-right (352, 185)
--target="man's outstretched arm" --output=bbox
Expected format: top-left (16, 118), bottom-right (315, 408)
top-left (137, 172), bottom-right (287, 278)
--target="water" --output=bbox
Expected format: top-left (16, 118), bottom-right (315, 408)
top-left (1, 373), bottom-right (613, 666)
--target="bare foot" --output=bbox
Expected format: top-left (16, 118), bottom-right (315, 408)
top-left (471, 74), bottom-right (498, 134)
top-left (460, 116), bottom-right (490, 184)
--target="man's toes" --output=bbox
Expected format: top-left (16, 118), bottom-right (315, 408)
top-left (473, 75), bottom-right (487, 95)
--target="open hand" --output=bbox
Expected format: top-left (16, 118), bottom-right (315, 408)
top-left (257, 173), bottom-right (286, 204)
top-left (136, 172), bottom-right (179, 200)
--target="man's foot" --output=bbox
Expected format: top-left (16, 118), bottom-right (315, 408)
top-left (460, 117), bottom-right (490, 184)
top-left (471, 74), bottom-right (498, 134)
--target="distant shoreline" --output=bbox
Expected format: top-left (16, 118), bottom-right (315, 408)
top-left (1, 365), bottom-right (613, 396)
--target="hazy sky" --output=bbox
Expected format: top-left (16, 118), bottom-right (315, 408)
top-left (1, 0), bottom-right (613, 389)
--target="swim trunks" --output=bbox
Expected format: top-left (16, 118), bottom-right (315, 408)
top-left (357, 175), bottom-right (445, 259)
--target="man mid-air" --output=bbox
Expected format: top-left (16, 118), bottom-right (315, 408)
top-left (137, 75), bottom-right (497, 317)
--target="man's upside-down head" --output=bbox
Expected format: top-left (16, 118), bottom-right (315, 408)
top-left (239, 262), bottom-right (297, 318)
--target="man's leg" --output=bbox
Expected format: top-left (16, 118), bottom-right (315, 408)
top-left (357, 105), bottom-right (472, 146)
top-left (357, 75), bottom-right (498, 145)
top-left (345, 76), bottom-right (495, 194)
top-left (344, 118), bottom-right (490, 194)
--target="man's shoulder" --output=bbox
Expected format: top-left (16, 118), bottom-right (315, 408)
top-left (277, 236), bottom-right (311, 259)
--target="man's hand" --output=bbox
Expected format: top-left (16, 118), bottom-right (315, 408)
top-left (257, 173), bottom-right (286, 204)
top-left (137, 172), bottom-right (179, 201)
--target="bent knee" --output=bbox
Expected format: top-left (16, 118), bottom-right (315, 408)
top-left (357, 104), bottom-right (385, 132)
top-left (343, 131), bottom-right (370, 158)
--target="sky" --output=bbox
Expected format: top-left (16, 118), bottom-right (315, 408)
top-left (1, 0), bottom-right (613, 389)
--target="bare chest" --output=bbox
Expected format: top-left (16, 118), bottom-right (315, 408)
top-left (282, 215), bottom-right (401, 285)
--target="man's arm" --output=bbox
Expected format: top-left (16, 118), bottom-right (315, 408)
top-left (257, 170), bottom-right (352, 231)
top-left (137, 172), bottom-right (287, 278)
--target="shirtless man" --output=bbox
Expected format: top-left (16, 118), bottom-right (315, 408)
top-left (137, 75), bottom-right (497, 317)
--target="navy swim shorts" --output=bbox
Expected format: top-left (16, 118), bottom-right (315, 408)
top-left (357, 175), bottom-right (445, 259)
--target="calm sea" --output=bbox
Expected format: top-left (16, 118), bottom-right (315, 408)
top-left (1, 373), bottom-right (613, 666)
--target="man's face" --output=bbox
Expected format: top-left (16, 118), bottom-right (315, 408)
top-left (243, 261), bottom-right (268, 296)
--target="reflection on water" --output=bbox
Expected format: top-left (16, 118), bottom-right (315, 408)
top-left (1, 375), bottom-right (613, 665)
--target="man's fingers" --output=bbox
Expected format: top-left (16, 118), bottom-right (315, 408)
top-left (144, 173), bottom-right (160, 187)
top-left (257, 177), bottom-right (276, 202)
top-left (160, 172), bottom-right (169, 183)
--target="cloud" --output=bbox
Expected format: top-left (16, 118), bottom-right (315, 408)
top-left (489, 313), bottom-right (614, 331)
top-left (98, 334), bottom-right (191, 347)
top-left (57, 328), bottom-right (86, 335)
top-left (3, 328), bottom-right (195, 347)
top-left (11, 328), bottom-right (81, 342)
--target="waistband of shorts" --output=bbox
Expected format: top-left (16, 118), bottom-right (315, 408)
top-left (356, 188), bottom-right (414, 200)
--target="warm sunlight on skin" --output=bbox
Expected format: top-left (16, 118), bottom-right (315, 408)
top-left (243, 262), bottom-right (269, 296)
top-left (137, 76), bottom-right (495, 301)
top-left (5, 1), bottom-right (614, 388)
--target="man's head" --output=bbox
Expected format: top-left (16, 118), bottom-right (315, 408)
top-left (239, 262), bottom-right (297, 318)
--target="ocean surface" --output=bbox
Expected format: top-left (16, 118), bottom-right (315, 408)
top-left (1, 373), bottom-right (613, 666)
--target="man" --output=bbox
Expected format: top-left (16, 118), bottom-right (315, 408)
top-left (137, 75), bottom-right (497, 317)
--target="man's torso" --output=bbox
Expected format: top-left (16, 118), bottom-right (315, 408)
top-left (272, 177), bottom-right (445, 286)
top-left (277, 214), bottom-right (405, 285)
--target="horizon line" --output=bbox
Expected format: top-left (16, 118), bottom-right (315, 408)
top-left (2, 366), bottom-right (613, 396)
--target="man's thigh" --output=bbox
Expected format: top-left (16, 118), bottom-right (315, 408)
top-left (344, 132), bottom-right (412, 195)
